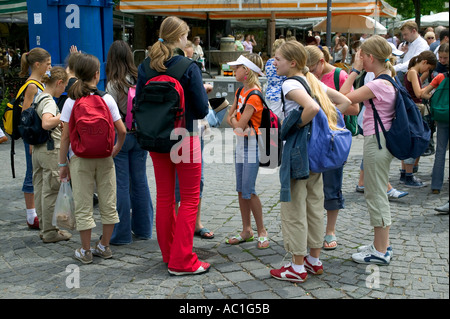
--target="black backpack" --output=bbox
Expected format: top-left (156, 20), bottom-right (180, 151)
top-left (18, 94), bottom-right (53, 146)
top-left (133, 57), bottom-right (193, 153)
top-left (237, 87), bottom-right (282, 169)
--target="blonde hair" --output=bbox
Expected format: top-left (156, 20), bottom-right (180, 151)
top-left (271, 39), bottom-right (285, 56)
top-left (305, 45), bottom-right (332, 67)
top-left (305, 45), bottom-right (324, 68)
top-left (401, 21), bottom-right (418, 32)
top-left (360, 35), bottom-right (396, 77)
top-left (41, 66), bottom-right (68, 86)
top-left (149, 16), bottom-right (189, 72)
top-left (277, 41), bottom-right (340, 130)
top-left (242, 53), bottom-right (264, 90)
top-left (424, 31), bottom-right (436, 40)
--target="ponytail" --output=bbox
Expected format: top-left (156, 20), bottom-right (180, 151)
top-left (41, 66), bottom-right (68, 86)
top-left (149, 16), bottom-right (189, 73)
top-left (360, 35), bottom-right (396, 78)
top-left (408, 50), bottom-right (437, 70)
top-left (68, 53), bottom-right (100, 100)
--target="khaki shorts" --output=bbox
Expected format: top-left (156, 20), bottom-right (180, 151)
top-left (363, 134), bottom-right (394, 227)
top-left (69, 156), bottom-right (119, 231)
top-left (280, 173), bottom-right (324, 256)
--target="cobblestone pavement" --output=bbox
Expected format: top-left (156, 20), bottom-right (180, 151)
top-left (0, 131), bottom-right (448, 300)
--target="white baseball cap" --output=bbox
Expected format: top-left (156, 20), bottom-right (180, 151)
top-left (388, 42), bottom-right (404, 56)
top-left (227, 55), bottom-right (264, 76)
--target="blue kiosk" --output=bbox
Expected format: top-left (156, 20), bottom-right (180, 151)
top-left (26, 0), bottom-right (114, 89)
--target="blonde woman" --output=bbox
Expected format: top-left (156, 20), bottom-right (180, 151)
top-left (344, 35), bottom-right (398, 265)
top-left (270, 41), bottom-right (351, 283)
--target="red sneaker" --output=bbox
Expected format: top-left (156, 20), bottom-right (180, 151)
top-left (304, 256), bottom-right (323, 275)
top-left (270, 263), bottom-right (307, 283)
top-left (27, 216), bottom-right (39, 230)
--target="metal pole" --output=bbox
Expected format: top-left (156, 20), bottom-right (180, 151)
top-left (207, 12), bottom-right (211, 73)
top-left (326, 0), bottom-right (332, 50)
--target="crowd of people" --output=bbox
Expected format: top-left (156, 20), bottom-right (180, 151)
top-left (0, 16), bottom-right (448, 283)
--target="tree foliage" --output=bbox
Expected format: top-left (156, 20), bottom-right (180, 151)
top-left (386, 0), bottom-right (447, 20)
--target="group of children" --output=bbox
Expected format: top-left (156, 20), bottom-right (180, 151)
top-left (7, 15), bottom-right (448, 282)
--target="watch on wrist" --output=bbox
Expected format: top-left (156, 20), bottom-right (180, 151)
top-left (351, 68), bottom-right (361, 75)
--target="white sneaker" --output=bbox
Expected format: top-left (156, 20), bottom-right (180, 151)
top-left (168, 261), bottom-right (211, 276)
top-left (357, 244), bottom-right (393, 259)
top-left (352, 244), bottom-right (391, 265)
top-left (435, 202), bottom-right (449, 213)
top-left (387, 188), bottom-right (408, 200)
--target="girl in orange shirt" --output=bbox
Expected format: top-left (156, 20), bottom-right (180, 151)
top-left (226, 54), bottom-right (269, 249)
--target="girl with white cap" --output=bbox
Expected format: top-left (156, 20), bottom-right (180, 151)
top-left (225, 53), bottom-right (270, 250)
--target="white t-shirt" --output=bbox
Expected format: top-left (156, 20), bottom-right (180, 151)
top-left (60, 93), bottom-right (121, 158)
top-left (281, 76), bottom-right (327, 117)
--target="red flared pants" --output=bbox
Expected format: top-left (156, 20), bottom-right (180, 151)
top-left (150, 136), bottom-right (202, 272)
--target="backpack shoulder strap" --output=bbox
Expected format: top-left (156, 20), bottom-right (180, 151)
top-left (375, 74), bottom-right (399, 90)
top-left (144, 56), bottom-right (193, 81)
top-left (94, 90), bottom-right (107, 98)
top-left (287, 76), bottom-right (313, 97)
top-left (239, 89), bottom-right (266, 113)
top-left (16, 80), bottom-right (44, 99)
top-left (166, 57), bottom-right (194, 81)
top-left (34, 93), bottom-right (52, 108)
top-left (333, 67), bottom-right (342, 91)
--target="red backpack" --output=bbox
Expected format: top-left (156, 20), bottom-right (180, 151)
top-left (237, 87), bottom-right (282, 168)
top-left (69, 90), bottom-right (115, 158)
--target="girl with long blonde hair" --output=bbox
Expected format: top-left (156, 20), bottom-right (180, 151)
top-left (270, 40), bottom-right (351, 283)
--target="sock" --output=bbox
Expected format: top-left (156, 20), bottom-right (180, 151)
top-left (80, 248), bottom-right (86, 256)
top-left (291, 263), bottom-right (305, 273)
top-left (307, 255), bottom-right (322, 266)
top-left (26, 208), bottom-right (37, 224)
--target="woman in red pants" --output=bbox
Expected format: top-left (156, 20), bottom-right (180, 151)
top-left (135, 16), bottom-right (210, 275)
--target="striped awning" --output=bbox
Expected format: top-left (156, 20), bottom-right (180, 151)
top-left (0, 0), bottom-right (27, 15)
top-left (118, 0), bottom-right (397, 19)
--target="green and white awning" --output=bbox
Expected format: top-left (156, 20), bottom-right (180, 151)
top-left (0, 0), bottom-right (27, 15)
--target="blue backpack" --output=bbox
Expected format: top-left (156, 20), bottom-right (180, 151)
top-left (369, 74), bottom-right (430, 160)
top-left (286, 76), bottom-right (352, 173)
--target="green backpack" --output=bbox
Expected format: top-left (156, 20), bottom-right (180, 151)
top-left (334, 67), bottom-right (359, 136)
top-left (430, 73), bottom-right (449, 123)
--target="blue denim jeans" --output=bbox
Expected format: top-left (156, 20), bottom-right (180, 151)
top-left (431, 121), bottom-right (449, 191)
top-left (322, 166), bottom-right (345, 211)
top-left (23, 142), bottom-right (34, 193)
top-left (111, 133), bottom-right (154, 244)
top-left (235, 136), bottom-right (259, 199)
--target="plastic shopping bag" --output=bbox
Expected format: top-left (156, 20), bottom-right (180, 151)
top-left (52, 180), bottom-right (76, 230)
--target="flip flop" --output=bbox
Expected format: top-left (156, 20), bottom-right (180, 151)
top-left (225, 234), bottom-right (254, 245)
top-left (323, 234), bottom-right (338, 250)
top-left (194, 228), bottom-right (215, 239)
top-left (257, 236), bottom-right (270, 249)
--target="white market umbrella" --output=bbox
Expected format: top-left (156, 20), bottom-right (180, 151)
top-left (394, 11), bottom-right (449, 28)
top-left (313, 15), bottom-right (387, 34)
